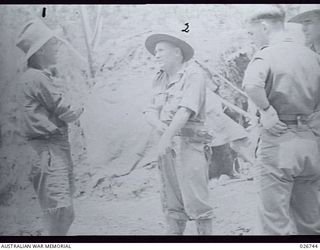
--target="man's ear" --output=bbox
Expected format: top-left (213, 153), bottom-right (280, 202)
top-left (261, 21), bottom-right (269, 33)
top-left (173, 47), bottom-right (179, 55)
top-left (175, 47), bottom-right (183, 59)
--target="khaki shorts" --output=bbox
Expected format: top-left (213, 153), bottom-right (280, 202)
top-left (28, 138), bottom-right (75, 212)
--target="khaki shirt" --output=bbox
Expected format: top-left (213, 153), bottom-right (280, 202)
top-left (17, 68), bottom-right (82, 139)
top-left (242, 35), bottom-right (320, 116)
top-left (145, 63), bottom-right (206, 125)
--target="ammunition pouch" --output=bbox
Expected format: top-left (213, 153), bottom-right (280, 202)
top-left (163, 120), bottom-right (213, 144)
top-left (179, 127), bottom-right (213, 144)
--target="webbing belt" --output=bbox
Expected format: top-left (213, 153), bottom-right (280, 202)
top-left (278, 110), bottom-right (320, 126)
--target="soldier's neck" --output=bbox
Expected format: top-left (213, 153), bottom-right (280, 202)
top-left (166, 63), bottom-right (184, 78)
top-left (268, 29), bottom-right (286, 46)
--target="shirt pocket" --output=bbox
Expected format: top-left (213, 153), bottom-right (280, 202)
top-left (153, 92), bottom-right (167, 109)
top-left (166, 90), bottom-right (183, 112)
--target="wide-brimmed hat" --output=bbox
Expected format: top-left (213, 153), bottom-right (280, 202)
top-left (288, 4), bottom-right (320, 23)
top-left (145, 33), bottom-right (194, 62)
top-left (16, 19), bottom-right (60, 63)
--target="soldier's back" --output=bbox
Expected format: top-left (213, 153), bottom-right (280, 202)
top-left (258, 40), bottom-right (320, 115)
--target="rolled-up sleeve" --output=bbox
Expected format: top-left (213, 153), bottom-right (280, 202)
top-left (242, 57), bottom-right (270, 89)
top-left (179, 71), bottom-right (205, 117)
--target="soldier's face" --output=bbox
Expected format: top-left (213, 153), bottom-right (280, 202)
top-left (301, 15), bottom-right (320, 44)
top-left (40, 37), bottom-right (61, 66)
top-left (154, 42), bottom-right (182, 70)
top-left (247, 22), bottom-right (268, 49)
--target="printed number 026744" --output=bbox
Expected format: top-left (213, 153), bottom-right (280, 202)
top-left (300, 244), bottom-right (318, 248)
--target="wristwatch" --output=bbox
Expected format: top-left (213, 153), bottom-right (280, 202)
top-left (262, 105), bottom-right (271, 112)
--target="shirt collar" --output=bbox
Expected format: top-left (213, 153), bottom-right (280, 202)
top-left (166, 63), bottom-right (188, 87)
top-left (269, 32), bottom-right (293, 46)
top-left (259, 32), bottom-right (293, 50)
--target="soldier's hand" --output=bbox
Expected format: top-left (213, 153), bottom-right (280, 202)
top-left (59, 107), bottom-right (84, 123)
top-left (259, 105), bottom-right (287, 136)
top-left (266, 121), bottom-right (288, 137)
top-left (155, 122), bottom-right (168, 135)
top-left (157, 133), bottom-right (172, 156)
top-left (260, 106), bottom-right (279, 128)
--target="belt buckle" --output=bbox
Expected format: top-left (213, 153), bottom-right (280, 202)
top-left (296, 115), bottom-right (304, 128)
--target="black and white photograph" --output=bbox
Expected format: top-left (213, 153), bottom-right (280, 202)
top-left (0, 4), bottom-right (320, 237)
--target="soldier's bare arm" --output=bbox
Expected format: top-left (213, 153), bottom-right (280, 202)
top-left (243, 58), bottom-right (287, 136)
top-left (157, 107), bottom-right (192, 155)
top-left (144, 111), bottom-right (168, 135)
top-left (246, 85), bottom-right (287, 136)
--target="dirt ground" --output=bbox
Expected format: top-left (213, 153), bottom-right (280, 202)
top-left (0, 161), bottom-right (257, 236)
